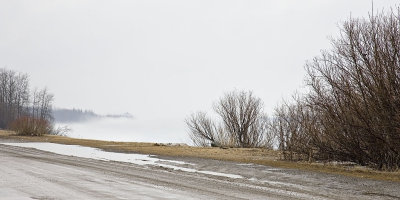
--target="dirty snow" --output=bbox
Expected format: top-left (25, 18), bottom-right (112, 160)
top-left (1, 142), bottom-right (242, 179)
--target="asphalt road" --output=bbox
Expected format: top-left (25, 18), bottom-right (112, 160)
top-left (1, 142), bottom-right (399, 200)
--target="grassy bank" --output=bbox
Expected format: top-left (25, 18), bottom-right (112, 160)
top-left (0, 130), bottom-right (399, 182)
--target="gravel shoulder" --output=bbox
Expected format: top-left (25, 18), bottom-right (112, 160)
top-left (1, 139), bottom-right (400, 200)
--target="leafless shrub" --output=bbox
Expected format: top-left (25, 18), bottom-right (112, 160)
top-left (186, 90), bottom-right (274, 148)
top-left (257, 116), bottom-right (276, 149)
top-left (275, 8), bottom-right (400, 170)
top-left (186, 112), bottom-right (221, 147)
top-left (52, 125), bottom-right (71, 136)
top-left (9, 116), bottom-right (52, 136)
top-left (272, 96), bottom-right (320, 161)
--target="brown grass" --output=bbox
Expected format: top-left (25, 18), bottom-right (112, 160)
top-left (0, 130), bottom-right (399, 182)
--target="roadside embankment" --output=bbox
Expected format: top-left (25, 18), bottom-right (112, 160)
top-left (1, 130), bottom-right (399, 182)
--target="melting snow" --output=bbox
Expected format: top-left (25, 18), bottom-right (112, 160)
top-left (2, 142), bottom-right (242, 179)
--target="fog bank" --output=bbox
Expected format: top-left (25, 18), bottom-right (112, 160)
top-left (58, 118), bottom-right (189, 144)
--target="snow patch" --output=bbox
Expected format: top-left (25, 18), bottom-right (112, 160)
top-left (2, 142), bottom-right (242, 179)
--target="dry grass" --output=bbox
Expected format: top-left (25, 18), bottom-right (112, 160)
top-left (0, 130), bottom-right (399, 182)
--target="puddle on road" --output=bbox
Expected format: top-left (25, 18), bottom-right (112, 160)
top-left (1, 142), bottom-right (242, 179)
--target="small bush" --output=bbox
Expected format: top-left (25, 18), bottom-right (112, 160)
top-left (9, 116), bottom-right (52, 136)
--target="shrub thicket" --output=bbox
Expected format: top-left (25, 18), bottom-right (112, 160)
top-left (275, 8), bottom-right (400, 170)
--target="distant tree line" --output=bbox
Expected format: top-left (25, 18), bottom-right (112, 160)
top-left (52, 108), bottom-right (99, 123)
top-left (187, 8), bottom-right (400, 170)
top-left (52, 108), bottom-right (133, 123)
top-left (0, 68), bottom-right (54, 136)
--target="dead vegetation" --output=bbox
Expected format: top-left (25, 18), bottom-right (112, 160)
top-left (272, 8), bottom-right (400, 171)
top-left (186, 90), bottom-right (274, 148)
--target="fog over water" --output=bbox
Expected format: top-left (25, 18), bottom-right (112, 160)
top-left (57, 118), bottom-right (189, 143)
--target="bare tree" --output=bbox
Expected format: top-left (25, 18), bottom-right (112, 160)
top-left (186, 112), bottom-right (220, 147)
top-left (271, 96), bottom-right (318, 161)
top-left (0, 68), bottom-right (56, 136)
top-left (214, 91), bottom-right (265, 147)
top-left (186, 90), bottom-right (273, 148)
top-left (31, 88), bottom-right (54, 122)
top-left (256, 115), bottom-right (276, 149)
top-left (0, 69), bottom-right (30, 129)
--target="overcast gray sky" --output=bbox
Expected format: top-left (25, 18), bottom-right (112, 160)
top-left (0, 0), bottom-right (398, 123)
